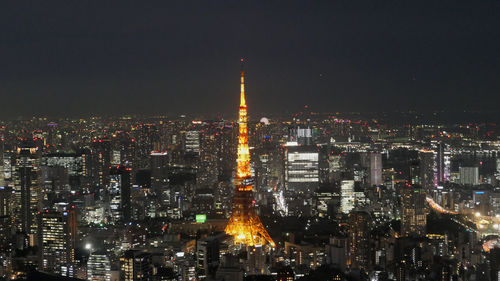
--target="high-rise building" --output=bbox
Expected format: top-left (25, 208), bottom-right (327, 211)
top-left (246, 245), bottom-right (267, 275)
top-left (37, 210), bottom-right (72, 274)
top-left (418, 150), bottom-right (435, 189)
top-left (150, 151), bottom-right (168, 189)
top-left (109, 166), bottom-right (132, 223)
top-left (459, 166), bottom-right (479, 186)
top-left (401, 186), bottom-right (427, 237)
top-left (225, 61), bottom-right (275, 247)
top-left (341, 180), bottom-right (355, 214)
top-left (14, 146), bottom-right (41, 240)
top-left (473, 190), bottom-right (489, 216)
top-left (0, 185), bottom-right (10, 217)
top-left (288, 126), bottom-right (314, 146)
top-left (120, 250), bottom-right (153, 281)
top-left (87, 251), bottom-right (111, 281)
top-left (284, 145), bottom-right (319, 193)
top-left (369, 152), bottom-right (382, 187)
top-left (435, 142), bottom-right (450, 185)
top-left (90, 139), bottom-right (111, 188)
top-left (185, 130), bottom-right (201, 155)
top-left (348, 211), bottom-right (371, 271)
top-left (43, 153), bottom-right (83, 178)
top-left (315, 186), bottom-right (339, 218)
top-left (196, 236), bottom-right (220, 278)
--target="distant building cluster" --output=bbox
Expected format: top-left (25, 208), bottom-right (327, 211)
top-left (0, 106), bottom-right (499, 281)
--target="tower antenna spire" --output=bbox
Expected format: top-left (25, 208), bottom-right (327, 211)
top-left (240, 58), bottom-right (246, 107)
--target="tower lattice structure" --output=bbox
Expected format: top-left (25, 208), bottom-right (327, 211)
top-left (225, 60), bottom-right (275, 247)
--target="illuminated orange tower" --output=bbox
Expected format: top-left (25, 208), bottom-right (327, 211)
top-left (225, 59), bottom-right (275, 247)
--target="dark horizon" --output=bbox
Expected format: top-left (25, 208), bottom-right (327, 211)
top-left (1, 0), bottom-right (499, 117)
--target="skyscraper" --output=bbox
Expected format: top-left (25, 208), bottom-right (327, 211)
top-left (14, 146), bottom-right (41, 241)
top-left (341, 180), bottom-right (355, 214)
top-left (348, 211), bottom-right (371, 271)
top-left (418, 150), bottom-right (435, 189)
top-left (87, 251), bottom-right (111, 281)
top-left (459, 166), bottom-right (479, 186)
top-left (401, 185), bottom-right (427, 237)
top-left (185, 130), bottom-right (201, 155)
top-left (284, 145), bottom-right (319, 193)
top-left (37, 210), bottom-right (72, 274)
top-left (435, 142), bottom-right (450, 185)
top-left (369, 152), bottom-right (382, 187)
top-left (225, 61), bottom-right (275, 247)
top-left (109, 166), bottom-right (132, 223)
top-left (120, 250), bottom-right (153, 281)
top-left (150, 151), bottom-right (169, 189)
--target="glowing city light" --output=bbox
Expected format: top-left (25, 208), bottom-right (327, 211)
top-left (225, 62), bottom-right (275, 247)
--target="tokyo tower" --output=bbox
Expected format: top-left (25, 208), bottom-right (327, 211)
top-left (224, 60), bottom-right (275, 247)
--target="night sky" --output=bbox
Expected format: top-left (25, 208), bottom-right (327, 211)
top-left (1, 0), bottom-right (500, 118)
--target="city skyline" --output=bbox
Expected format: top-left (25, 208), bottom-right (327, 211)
top-left (2, 1), bottom-right (500, 281)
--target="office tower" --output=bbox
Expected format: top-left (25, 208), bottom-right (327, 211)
top-left (37, 210), bottom-right (72, 274)
top-left (196, 236), bottom-right (220, 278)
top-left (185, 130), bottom-right (201, 154)
top-left (150, 151), bottom-right (168, 189)
top-left (459, 166), bottom-right (479, 186)
top-left (284, 145), bottom-right (319, 193)
top-left (111, 150), bottom-right (121, 165)
top-left (90, 139), bottom-right (111, 188)
top-left (118, 138), bottom-right (135, 168)
top-left (215, 123), bottom-right (237, 181)
top-left (0, 186), bottom-right (10, 217)
top-left (120, 250), bottom-right (153, 281)
top-left (43, 153), bottom-right (83, 178)
top-left (67, 209), bottom-right (78, 256)
top-left (315, 186), bottom-right (338, 218)
top-left (401, 186), bottom-right (427, 237)
top-left (225, 61), bottom-right (275, 247)
top-left (109, 166), bottom-right (132, 223)
top-left (369, 152), bottom-right (382, 186)
top-left (289, 126), bottom-right (314, 146)
top-left (328, 154), bottom-right (342, 182)
top-left (341, 180), bottom-right (355, 214)
top-left (87, 251), bottom-right (111, 281)
top-left (197, 130), bottom-right (218, 187)
top-left (348, 211), bottom-right (371, 271)
top-left (246, 245), bottom-right (267, 274)
top-left (473, 190), bottom-right (489, 216)
top-left (418, 150), bottom-right (435, 188)
top-left (14, 146), bottom-right (41, 239)
top-left (435, 142), bottom-right (450, 185)
top-left (3, 152), bottom-right (12, 181)
top-left (409, 159), bottom-right (420, 185)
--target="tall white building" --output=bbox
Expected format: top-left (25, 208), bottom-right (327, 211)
top-left (369, 153), bottom-right (382, 187)
top-left (341, 180), bottom-right (355, 214)
top-left (459, 167), bottom-right (479, 186)
top-left (87, 252), bottom-right (111, 281)
top-left (185, 130), bottom-right (200, 154)
top-left (285, 146), bottom-right (319, 193)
